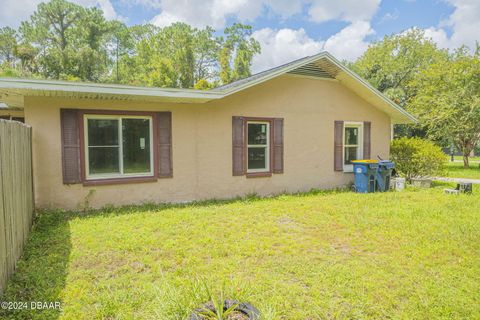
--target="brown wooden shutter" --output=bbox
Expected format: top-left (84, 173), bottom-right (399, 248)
top-left (60, 109), bottom-right (81, 184)
top-left (272, 118), bottom-right (284, 173)
top-left (232, 116), bottom-right (245, 176)
top-left (363, 121), bottom-right (371, 159)
top-left (157, 112), bottom-right (173, 178)
top-left (334, 120), bottom-right (344, 171)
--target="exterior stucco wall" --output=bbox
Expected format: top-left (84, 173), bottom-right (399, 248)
top-left (24, 75), bottom-right (391, 210)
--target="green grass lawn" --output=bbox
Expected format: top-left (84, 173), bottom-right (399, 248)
top-left (444, 161), bottom-right (480, 179)
top-left (1, 185), bottom-right (480, 319)
top-left (452, 155), bottom-right (480, 162)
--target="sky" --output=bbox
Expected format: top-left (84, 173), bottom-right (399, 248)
top-left (0, 0), bottom-right (479, 73)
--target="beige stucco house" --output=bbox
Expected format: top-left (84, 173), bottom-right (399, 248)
top-left (0, 52), bottom-right (415, 210)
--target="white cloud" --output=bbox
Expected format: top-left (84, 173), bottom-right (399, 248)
top-left (252, 28), bottom-right (325, 72)
top-left (424, 27), bottom-right (450, 49)
top-left (150, 0), bottom-right (263, 29)
top-left (76, 0), bottom-right (122, 20)
top-left (148, 0), bottom-right (382, 28)
top-left (324, 21), bottom-right (374, 61)
top-left (422, 0), bottom-right (480, 50)
top-left (0, 0), bottom-right (43, 28)
top-left (96, 0), bottom-right (120, 20)
top-left (0, 0), bottom-right (120, 28)
top-left (252, 21), bottom-right (374, 72)
top-left (308, 0), bottom-right (381, 23)
top-left (263, 0), bottom-right (304, 19)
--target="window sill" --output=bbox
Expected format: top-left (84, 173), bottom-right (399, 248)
top-left (83, 176), bottom-right (158, 186)
top-left (246, 172), bottom-right (272, 178)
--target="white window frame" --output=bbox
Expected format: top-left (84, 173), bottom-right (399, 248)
top-left (246, 121), bottom-right (270, 173)
top-left (343, 121), bottom-right (364, 172)
top-left (84, 114), bottom-right (154, 180)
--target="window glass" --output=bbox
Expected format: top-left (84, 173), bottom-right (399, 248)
top-left (247, 121), bottom-right (269, 172)
top-left (122, 118), bottom-right (151, 174)
top-left (344, 146), bottom-right (358, 165)
top-left (248, 147), bottom-right (267, 169)
top-left (343, 124), bottom-right (362, 168)
top-left (87, 119), bottom-right (120, 175)
top-left (345, 127), bottom-right (358, 145)
top-left (85, 116), bottom-right (152, 178)
top-left (88, 119), bottom-right (119, 146)
top-left (89, 147), bottom-right (120, 174)
top-left (248, 123), bottom-right (267, 145)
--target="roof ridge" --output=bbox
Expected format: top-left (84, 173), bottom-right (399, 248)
top-left (211, 54), bottom-right (316, 91)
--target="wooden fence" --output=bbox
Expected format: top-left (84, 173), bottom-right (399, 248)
top-left (0, 119), bottom-right (34, 294)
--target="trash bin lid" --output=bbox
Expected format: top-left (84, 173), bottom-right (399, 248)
top-left (352, 160), bottom-right (378, 163)
top-left (352, 160), bottom-right (378, 167)
top-left (378, 160), bottom-right (395, 169)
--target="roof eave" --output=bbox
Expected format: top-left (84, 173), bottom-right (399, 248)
top-left (322, 53), bottom-right (417, 124)
top-left (0, 78), bottom-right (222, 104)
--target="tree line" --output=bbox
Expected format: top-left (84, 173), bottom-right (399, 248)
top-left (0, 0), bottom-right (260, 88)
top-left (350, 29), bottom-right (480, 167)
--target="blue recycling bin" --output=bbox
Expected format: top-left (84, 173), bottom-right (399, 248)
top-left (352, 160), bottom-right (378, 193)
top-left (376, 160), bottom-right (395, 192)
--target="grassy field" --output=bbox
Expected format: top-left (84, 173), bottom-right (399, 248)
top-left (452, 156), bottom-right (480, 162)
top-left (444, 161), bottom-right (480, 179)
top-left (1, 185), bottom-right (480, 319)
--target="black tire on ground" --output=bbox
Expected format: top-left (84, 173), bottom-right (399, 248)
top-left (189, 300), bottom-right (260, 320)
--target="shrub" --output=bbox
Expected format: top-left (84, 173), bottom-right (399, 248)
top-left (390, 137), bottom-right (447, 181)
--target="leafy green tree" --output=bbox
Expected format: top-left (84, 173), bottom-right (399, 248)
top-left (0, 27), bottom-right (17, 66)
top-left (353, 29), bottom-right (447, 103)
top-left (18, 0), bottom-right (112, 81)
top-left (193, 26), bottom-right (220, 84)
top-left (352, 29), bottom-right (448, 138)
top-left (13, 43), bottom-right (38, 74)
top-left (164, 23), bottom-right (196, 88)
top-left (219, 23), bottom-right (260, 84)
top-left (409, 47), bottom-right (480, 167)
top-left (0, 0), bottom-right (262, 87)
top-left (219, 45), bottom-right (233, 84)
top-left (193, 78), bottom-right (214, 90)
top-left (20, 0), bottom-right (83, 77)
top-left (123, 22), bottom-right (238, 88)
top-left (75, 7), bottom-right (111, 81)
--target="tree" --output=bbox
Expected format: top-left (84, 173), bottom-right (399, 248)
top-left (122, 22), bottom-right (254, 89)
top-left (0, 27), bottom-right (17, 66)
top-left (193, 26), bottom-right (220, 84)
top-left (17, 0), bottom-right (113, 81)
top-left (13, 43), bottom-right (38, 74)
top-left (0, 0), bottom-right (262, 87)
top-left (353, 29), bottom-right (447, 103)
top-left (351, 29), bottom-right (448, 138)
top-left (75, 7), bottom-right (111, 81)
top-left (19, 0), bottom-right (83, 78)
top-left (219, 23), bottom-right (260, 84)
top-left (193, 78), bottom-right (213, 90)
top-left (409, 47), bottom-right (480, 167)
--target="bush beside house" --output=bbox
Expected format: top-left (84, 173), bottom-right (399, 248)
top-left (391, 137), bottom-right (446, 181)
